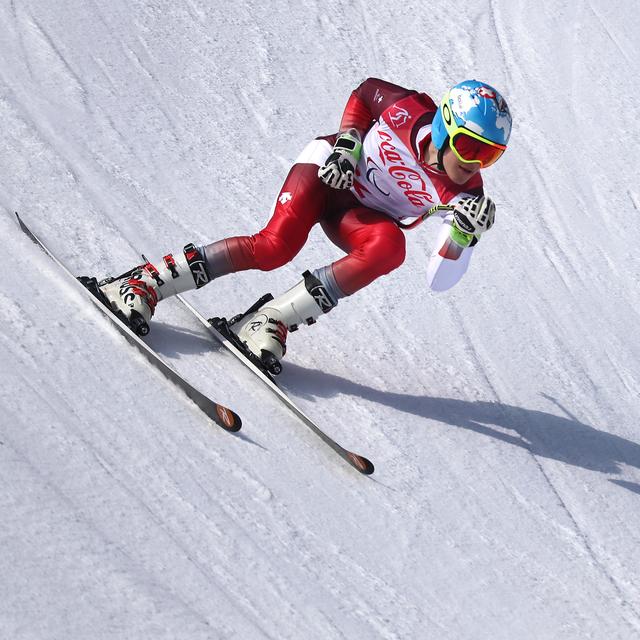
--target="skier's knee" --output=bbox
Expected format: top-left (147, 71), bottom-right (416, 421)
top-left (253, 234), bottom-right (297, 271)
top-left (364, 230), bottom-right (406, 277)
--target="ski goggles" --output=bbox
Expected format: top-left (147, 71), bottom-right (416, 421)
top-left (441, 97), bottom-right (507, 168)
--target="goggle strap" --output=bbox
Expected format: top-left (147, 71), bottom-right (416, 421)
top-left (437, 142), bottom-right (446, 171)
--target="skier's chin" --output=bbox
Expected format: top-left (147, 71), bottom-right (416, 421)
top-left (446, 169), bottom-right (473, 185)
top-left (446, 164), bottom-right (479, 185)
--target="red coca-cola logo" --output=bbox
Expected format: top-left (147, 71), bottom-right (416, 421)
top-left (376, 130), bottom-right (434, 207)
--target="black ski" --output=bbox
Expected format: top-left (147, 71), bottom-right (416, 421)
top-left (176, 294), bottom-right (375, 475)
top-left (16, 213), bottom-right (241, 433)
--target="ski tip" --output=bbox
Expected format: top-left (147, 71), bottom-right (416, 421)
top-left (15, 211), bottom-right (28, 233)
top-left (214, 404), bottom-right (242, 432)
top-left (347, 452), bottom-right (375, 475)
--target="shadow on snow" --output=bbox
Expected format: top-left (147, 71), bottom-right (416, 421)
top-left (280, 362), bottom-right (640, 482)
top-left (148, 320), bottom-right (640, 491)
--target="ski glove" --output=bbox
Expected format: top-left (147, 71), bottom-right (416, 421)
top-left (318, 129), bottom-right (363, 190)
top-left (450, 196), bottom-right (496, 247)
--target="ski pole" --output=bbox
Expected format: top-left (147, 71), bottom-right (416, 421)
top-left (396, 204), bottom-right (455, 230)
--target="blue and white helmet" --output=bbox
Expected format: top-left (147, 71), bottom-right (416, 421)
top-left (431, 80), bottom-right (512, 150)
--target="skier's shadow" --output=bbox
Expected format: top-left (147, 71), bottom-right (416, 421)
top-left (145, 321), bottom-right (215, 358)
top-left (145, 323), bottom-right (640, 490)
top-left (280, 363), bottom-right (640, 488)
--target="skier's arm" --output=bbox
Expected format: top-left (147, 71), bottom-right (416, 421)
top-left (339, 78), bottom-right (417, 137)
top-left (426, 196), bottom-right (496, 291)
top-left (319, 78), bottom-right (417, 190)
top-left (426, 217), bottom-right (475, 291)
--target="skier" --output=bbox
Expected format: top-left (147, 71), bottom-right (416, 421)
top-left (100, 78), bottom-right (512, 373)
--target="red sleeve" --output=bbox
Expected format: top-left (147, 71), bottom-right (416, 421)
top-left (339, 78), bottom-right (417, 137)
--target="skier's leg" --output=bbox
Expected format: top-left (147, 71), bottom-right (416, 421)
top-left (99, 160), bottom-right (330, 331)
top-left (320, 206), bottom-right (407, 295)
top-left (98, 244), bottom-right (211, 328)
top-left (232, 270), bottom-right (338, 372)
top-left (203, 155), bottom-right (332, 276)
top-left (234, 206), bottom-right (406, 371)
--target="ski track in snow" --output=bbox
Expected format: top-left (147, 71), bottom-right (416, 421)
top-left (2, 1), bottom-right (640, 638)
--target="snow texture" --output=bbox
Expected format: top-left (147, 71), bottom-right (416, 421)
top-left (1, 1), bottom-right (639, 638)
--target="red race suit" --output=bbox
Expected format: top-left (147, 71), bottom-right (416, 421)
top-left (204, 78), bottom-right (485, 295)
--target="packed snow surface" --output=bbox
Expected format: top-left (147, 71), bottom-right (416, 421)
top-left (1, 1), bottom-right (639, 638)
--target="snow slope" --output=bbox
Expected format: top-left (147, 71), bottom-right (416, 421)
top-left (1, 1), bottom-right (640, 638)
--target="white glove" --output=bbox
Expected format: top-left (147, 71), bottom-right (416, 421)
top-left (450, 196), bottom-right (496, 247)
top-left (318, 129), bottom-right (362, 190)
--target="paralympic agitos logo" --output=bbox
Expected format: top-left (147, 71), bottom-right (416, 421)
top-left (369, 130), bottom-right (434, 207)
top-left (365, 158), bottom-right (390, 196)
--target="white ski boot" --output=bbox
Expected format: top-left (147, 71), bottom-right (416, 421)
top-left (99, 243), bottom-right (211, 335)
top-left (233, 271), bottom-right (336, 374)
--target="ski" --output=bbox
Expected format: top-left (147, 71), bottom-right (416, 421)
top-left (15, 213), bottom-right (241, 433)
top-left (176, 294), bottom-right (375, 475)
